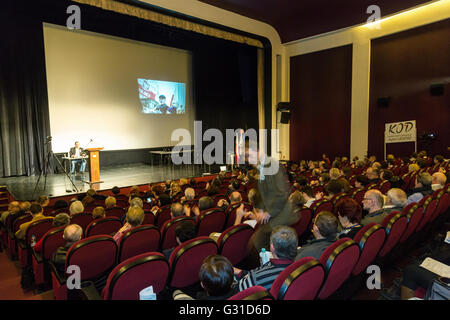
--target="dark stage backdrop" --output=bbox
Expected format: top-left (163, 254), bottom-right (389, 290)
top-left (0, 0), bottom-right (267, 177)
top-left (289, 45), bottom-right (353, 161)
top-left (368, 19), bottom-right (450, 160)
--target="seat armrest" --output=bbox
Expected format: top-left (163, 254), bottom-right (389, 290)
top-left (49, 261), bottom-right (67, 285)
top-left (79, 281), bottom-right (102, 300)
top-left (32, 249), bottom-right (43, 264)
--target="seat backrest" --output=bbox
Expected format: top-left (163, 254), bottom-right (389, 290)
top-left (70, 213), bottom-right (94, 232)
top-left (118, 225), bottom-right (160, 263)
top-left (352, 223), bottom-right (386, 275)
top-left (400, 204), bottom-right (423, 243)
top-left (289, 208), bottom-right (312, 238)
top-left (155, 206), bottom-right (172, 229)
top-left (228, 286), bottom-right (274, 300)
top-left (311, 200), bottom-right (333, 216)
top-left (66, 235), bottom-right (118, 281)
top-left (12, 214), bottom-right (32, 234)
top-left (25, 218), bottom-right (54, 246)
top-left (379, 181), bottom-right (391, 194)
top-left (351, 189), bottom-right (365, 205)
top-left (105, 207), bottom-right (125, 219)
top-left (270, 257), bottom-right (324, 300)
top-left (41, 226), bottom-right (66, 260)
top-left (160, 216), bottom-right (195, 251)
top-left (416, 197), bottom-right (437, 232)
top-left (196, 208), bottom-right (227, 236)
top-left (217, 224), bottom-right (254, 265)
top-left (168, 237), bottom-right (217, 288)
top-left (103, 252), bottom-right (169, 300)
top-left (434, 191), bottom-right (449, 218)
top-left (378, 212), bottom-right (407, 258)
top-left (85, 217), bottom-right (123, 237)
top-left (317, 238), bottom-right (360, 299)
top-left (142, 211), bottom-right (155, 226)
top-left (224, 202), bottom-right (252, 229)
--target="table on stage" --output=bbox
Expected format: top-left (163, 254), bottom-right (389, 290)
top-left (62, 156), bottom-right (89, 174)
top-left (149, 149), bottom-right (193, 166)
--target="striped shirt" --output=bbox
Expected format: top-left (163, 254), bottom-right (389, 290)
top-left (237, 259), bottom-right (293, 291)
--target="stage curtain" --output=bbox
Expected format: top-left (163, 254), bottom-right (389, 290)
top-left (72, 0), bottom-right (263, 48)
top-left (0, 3), bottom-right (51, 177)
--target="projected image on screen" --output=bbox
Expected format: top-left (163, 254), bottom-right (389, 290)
top-left (138, 79), bottom-right (186, 114)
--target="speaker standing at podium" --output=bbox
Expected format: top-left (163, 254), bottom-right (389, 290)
top-left (69, 141), bottom-right (87, 174)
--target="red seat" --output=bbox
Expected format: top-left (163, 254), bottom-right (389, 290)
top-left (196, 208), bottom-right (227, 236)
top-left (85, 217), bottom-right (123, 237)
top-left (70, 213), bottom-right (94, 232)
top-left (105, 206), bottom-right (125, 219)
top-left (168, 237), bottom-right (218, 289)
top-left (8, 214), bottom-right (32, 257)
top-left (270, 257), bottom-right (324, 300)
top-left (155, 205), bottom-right (172, 229)
top-left (228, 286), bottom-right (274, 300)
top-left (50, 235), bottom-right (118, 300)
top-left (117, 225), bottom-right (160, 263)
top-left (102, 252), bottom-right (169, 300)
top-left (350, 188), bottom-right (365, 205)
top-left (142, 211), bottom-right (155, 225)
top-left (378, 211), bottom-right (407, 258)
top-left (311, 199), bottom-right (333, 216)
top-left (224, 202), bottom-right (252, 230)
top-left (317, 238), bottom-right (360, 299)
top-left (352, 223), bottom-right (386, 275)
top-left (32, 226), bottom-right (66, 286)
top-left (289, 208), bottom-right (312, 239)
top-left (379, 180), bottom-right (391, 194)
top-left (415, 196), bottom-right (437, 232)
top-left (18, 218), bottom-right (54, 268)
top-left (160, 216), bottom-right (195, 251)
top-left (399, 204), bottom-right (423, 243)
top-left (217, 224), bottom-right (254, 266)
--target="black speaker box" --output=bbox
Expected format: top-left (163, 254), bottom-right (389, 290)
top-left (280, 112), bottom-right (291, 124)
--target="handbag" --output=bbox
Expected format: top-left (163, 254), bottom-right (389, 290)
top-left (424, 277), bottom-right (450, 300)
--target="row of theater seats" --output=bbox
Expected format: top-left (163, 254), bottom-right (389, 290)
top-left (37, 182), bottom-right (450, 300)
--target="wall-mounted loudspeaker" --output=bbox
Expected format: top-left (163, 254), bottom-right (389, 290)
top-left (430, 84), bottom-right (444, 96)
top-left (280, 112), bottom-right (291, 124)
top-left (377, 97), bottom-right (390, 108)
top-left (277, 102), bottom-right (290, 111)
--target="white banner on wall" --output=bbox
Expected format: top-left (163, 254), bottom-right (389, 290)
top-left (384, 120), bottom-right (417, 159)
top-left (385, 120), bottom-right (417, 143)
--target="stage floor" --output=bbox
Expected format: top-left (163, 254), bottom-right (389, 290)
top-left (0, 163), bottom-right (218, 201)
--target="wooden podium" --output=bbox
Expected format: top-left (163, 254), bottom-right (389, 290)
top-left (85, 147), bottom-right (104, 185)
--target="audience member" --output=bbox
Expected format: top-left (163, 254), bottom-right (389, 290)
top-left (235, 226), bottom-right (298, 291)
top-left (113, 206), bottom-right (144, 244)
top-left (431, 172), bottom-right (446, 191)
top-left (105, 196), bottom-right (116, 209)
top-left (51, 224), bottom-right (83, 274)
top-left (69, 200), bottom-right (84, 217)
top-left (366, 167), bottom-right (381, 184)
top-left (384, 188), bottom-right (407, 213)
top-left (336, 198), bottom-right (363, 239)
top-left (162, 220), bottom-right (196, 260)
top-left (361, 189), bottom-right (387, 225)
top-left (355, 174), bottom-right (370, 189)
top-left (299, 186), bottom-right (316, 208)
top-left (92, 207), bottom-right (106, 220)
top-left (15, 204), bottom-right (51, 240)
top-left (34, 213), bottom-right (71, 253)
top-left (406, 172), bottom-right (433, 205)
top-left (295, 211), bottom-right (338, 260)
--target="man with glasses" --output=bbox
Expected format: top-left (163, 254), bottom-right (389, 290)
top-left (361, 189), bottom-right (387, 226)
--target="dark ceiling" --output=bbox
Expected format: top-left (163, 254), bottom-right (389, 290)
top-left (199, 0), bottom-right (434, 43)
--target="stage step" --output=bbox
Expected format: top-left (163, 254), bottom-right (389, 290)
top-left (0, 198), bottom-right (8, 205)
top-left (0, 186), bottom-right (6, 192)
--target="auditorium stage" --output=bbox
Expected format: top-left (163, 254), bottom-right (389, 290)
top-left (0, 163), bottom-right (219, 201)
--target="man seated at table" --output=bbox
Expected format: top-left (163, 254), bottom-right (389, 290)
top-left (69, 141), bottom-right (87, 174)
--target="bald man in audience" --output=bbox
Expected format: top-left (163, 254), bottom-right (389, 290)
top-left (366, 167), bottom-right (381, 184)
top-left (361, 189), bottom-right (387, 225)
top-left (384, 188), bottom-right (407, 214)
top-left (217, 191), bottom-right (242, 209)
top-left (170, 202), bottom-right (184, 218)
top-left (52, 224), bottom-right (83, 274)
top-left (431, 172), bottom-right (447, 191)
